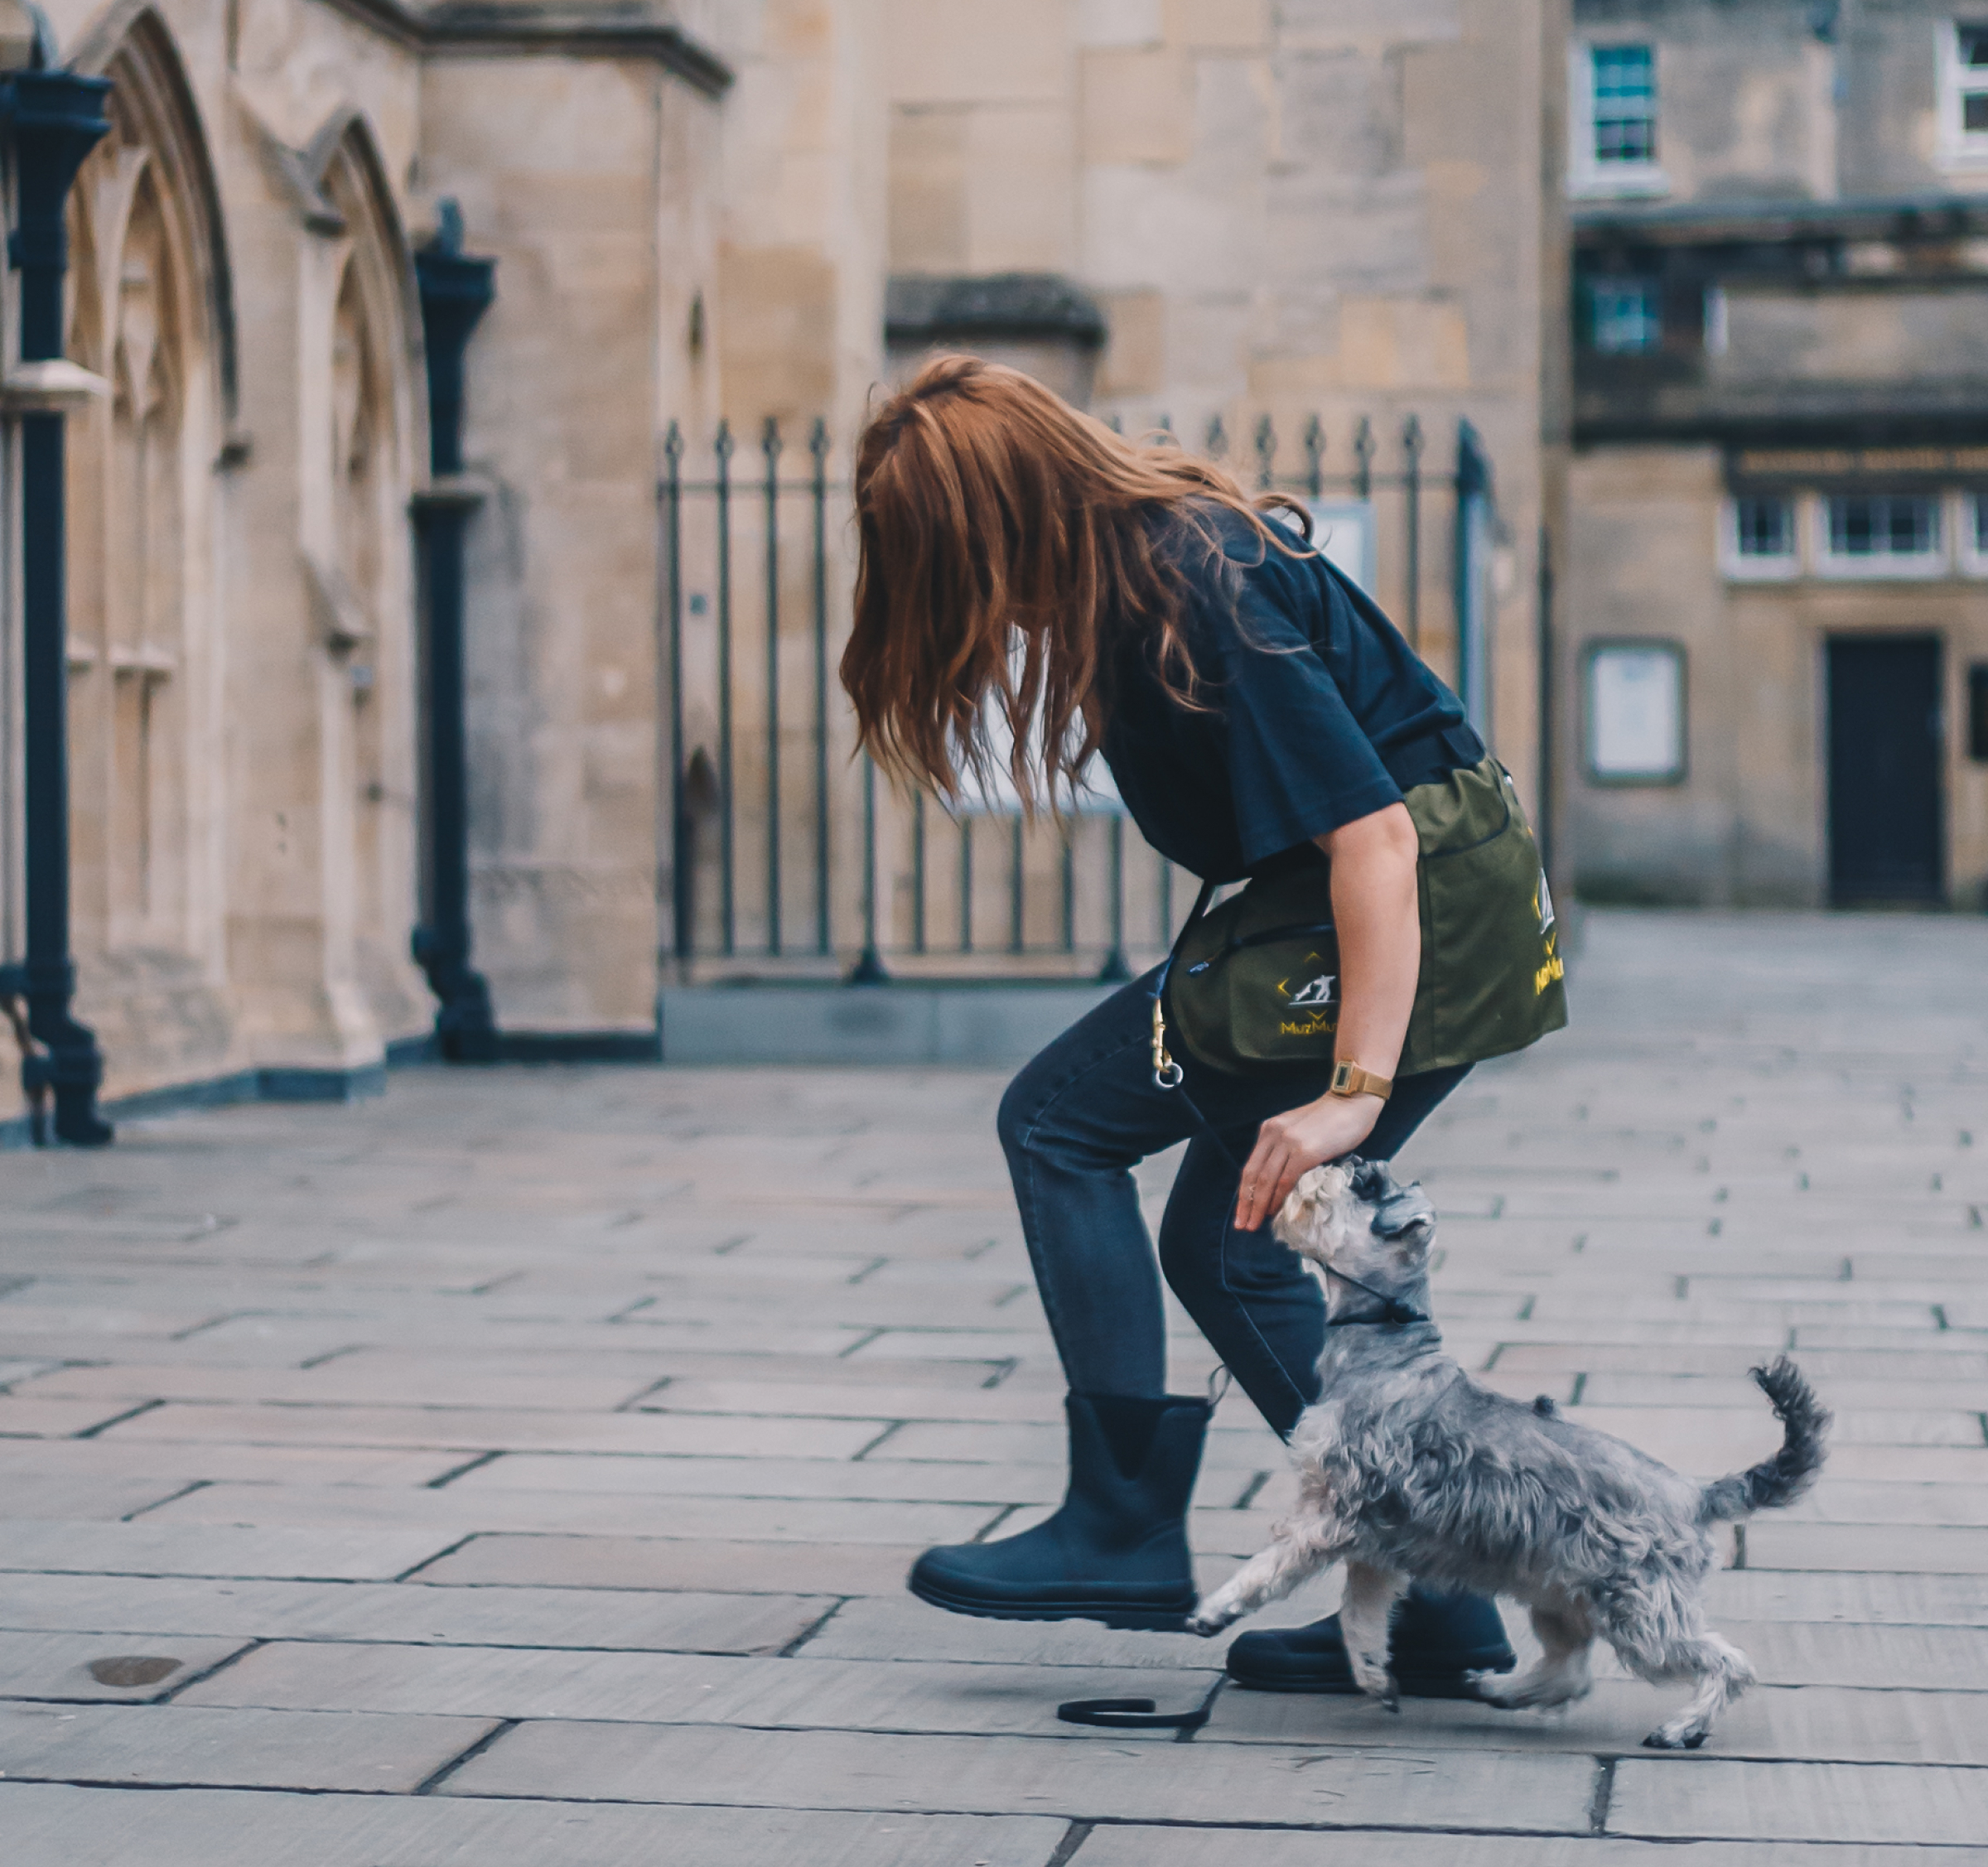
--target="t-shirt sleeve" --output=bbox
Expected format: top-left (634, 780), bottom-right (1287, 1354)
top-left (1206, 552), bottom-right (1403, 867)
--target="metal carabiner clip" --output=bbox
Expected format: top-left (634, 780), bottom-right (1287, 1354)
top-left (1151, 995), bottom-right (1184, 1091)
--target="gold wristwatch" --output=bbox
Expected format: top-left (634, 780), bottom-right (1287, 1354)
top-left (1328, 1059), bottom-right (1393, 1102)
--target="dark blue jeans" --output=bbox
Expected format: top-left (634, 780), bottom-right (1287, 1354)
top-left (1000, 969), bottom-right (1469, 1439)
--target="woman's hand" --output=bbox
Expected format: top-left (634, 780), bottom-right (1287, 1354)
top-left (1233, 1091), bottom-right (1384, 1232)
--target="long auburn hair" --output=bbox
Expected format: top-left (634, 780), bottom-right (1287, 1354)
top-left (841, 354), bottom-right (1307, 808)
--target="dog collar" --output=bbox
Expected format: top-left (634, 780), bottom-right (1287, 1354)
top-left (1321, 1266), bottom-right (1429, 1329)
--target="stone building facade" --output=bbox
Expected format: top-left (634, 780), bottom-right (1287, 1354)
top-left (2, 0), bottom-right (732, 1108)
top-left (2, 0), bottom-right (1567, 1116)
top-left (1564, 0), bottom-right (1988, 908)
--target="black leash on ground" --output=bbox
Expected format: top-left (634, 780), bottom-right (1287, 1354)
top-left (1056, 1696), bottom-right (1211, 1732)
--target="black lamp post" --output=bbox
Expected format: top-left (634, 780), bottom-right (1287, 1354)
top-left (410, 202), bottom-right (499, 1061)
top-left (1, 62), bottom-right (113, 1145)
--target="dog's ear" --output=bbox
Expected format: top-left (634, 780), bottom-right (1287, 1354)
top-left (1371, 1178), bottom-right (1435, 1255)
top-left (1346, 1158), bottom-right (1391, 1204)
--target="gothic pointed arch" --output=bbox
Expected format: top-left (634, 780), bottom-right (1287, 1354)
top-left (306, 110), bottom-right (428, 1029)
top-left (70, 5), bottom-right (239, 416)
top-left (62, 7), bottom-right (232, 961)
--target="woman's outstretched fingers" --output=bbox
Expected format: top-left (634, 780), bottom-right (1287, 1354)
top-left (1236, 1124), bottom-right (1293, 1231)
top-left (1235, 1095), bottom-right (1387, 1230)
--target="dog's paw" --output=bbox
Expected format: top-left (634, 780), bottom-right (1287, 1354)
top-left (1467, 1668), bottom-right (1518, 1709)
top-left (1643, 1723), bottom-right (1710, 1751)
top-left (1185, 1605), bottom-right (1233, 1638)
top-left (1348, 1648), bottom-right (1392, 1699)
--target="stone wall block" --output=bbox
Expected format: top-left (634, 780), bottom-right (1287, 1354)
top-left (1273, 49), bottom-right (1397, 176)
top-left (1277, 0), bottom-right (1464, 53)
top-left (1095, 287), bottom-right (1166, 394)
top-left (962, 104), bottom-right (1079, 273)
top-left (1080, 49), bottom-right (1195, 166)
top-left (888, 109), bottom-right (968, 271)
top-left (1163, 0), bottom-right (1268, 51)
top-left (886, 0), bottom-right (1073, 105)
top-left (1078, 0), bottom-right (1163, 50)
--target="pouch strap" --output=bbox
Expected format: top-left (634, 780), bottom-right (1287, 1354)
top-left (1151, 878), bottom-right (1218, 1091)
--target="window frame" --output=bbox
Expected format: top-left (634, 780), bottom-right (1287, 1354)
top-left (1938, 18), bottom-right (1988, 167)
top-left (1583, 639), bottom-right (1689, 788)
top-left (1570, 41), bottom-right (1669, 199)
top-left (1957, 489), bottom-right (1988, 577)
top-left (1814, 491), bottom-right (1951, 581)
top-left (1721, 494), bottom-right (1802, 581)
top-left (1585, 276), bottom-right (1665, 355)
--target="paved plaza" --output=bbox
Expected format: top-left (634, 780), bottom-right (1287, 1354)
top-left (1, 909), bottom-right (1985, 1864)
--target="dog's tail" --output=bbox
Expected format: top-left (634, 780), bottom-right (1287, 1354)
top-left (1696, 1356), bottom-right (1831, 1522)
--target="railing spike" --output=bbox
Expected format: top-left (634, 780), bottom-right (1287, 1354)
top-left (1301, 414), bottom-right (1325, 499)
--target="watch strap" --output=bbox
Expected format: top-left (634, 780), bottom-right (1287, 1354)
top-left (1329, 1059), bottom-right (1393, 1102)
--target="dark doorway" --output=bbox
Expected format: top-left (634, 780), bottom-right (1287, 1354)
top-left (1826, 635), bottom-right (1944, 905)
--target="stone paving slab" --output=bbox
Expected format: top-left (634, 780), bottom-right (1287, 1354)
top-left (1762, 1445), bottom-right (1988, 1483)
top-left (0, 1701), bottom-right (494, 1792)
top-left (1204, 1678), bottom-right (1988, 1763)
top-left (0, 1437), bottom-right (473, 1488)
top-left (0, 1572), bottom-right (832, 1652)
top-left (449, 1447), bottom-right (1075, 1503)
top-left (0, 1630), bottom-right (255, 1701)
top-left (0, 1784), bottom-right (1068, 1867)
top-left (1580, 1373), bottom-right (1988, 1411)
top-left (1704, 1569), bottom-right (1988, 1625)
top-left (805, 1594), bottom-right (1233, 1669)
top-left (180, 1640), bottom-right (1225, 1734)
top-left (21, 1361), bottom-right (666, 1411)
top-left (102, 1400), bottom-right (892, 1459)
top-left (1742, 1522), bottom-right (1988, 1571)
top-left (442, 1719), bottom-right (1602, 1827)
top-left (0, 1520), bottom-right (461, 1581)
top-left (412, 1531), bottom-right (929, 1595)
top-left (4, 909), bottom-right (1987, 1858)
top-left (1608, 1758), bottom-right (1988, 1845)
top-left (0, 1395), bottom-right (166, 1437)
top-left (0, 1471), bottom-right (197, 1521)
top-left (134, 1476), bottom-right (1005, 1546)
top-left (1078, 1838), bottom-right (1988, 1867)
top-left (1778, 1481), bottom-right (1988, 1525)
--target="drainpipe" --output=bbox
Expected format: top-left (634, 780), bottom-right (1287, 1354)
top-left (1453, 419), bottom-right (1495, 747)
top-left (410, 202), bottom-right (498, 1063)
top-left (0, 54), bottom-right (113, 1144)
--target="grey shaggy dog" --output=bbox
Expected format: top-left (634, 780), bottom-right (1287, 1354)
top-left (1189, 1160), bottom-right (1831, 1750)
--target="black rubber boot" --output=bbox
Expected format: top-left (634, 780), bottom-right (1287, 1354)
top-left (908, 1392), bottom-right (1209, 1632)
top-left (1224, 1585), bottom-right (1515, 1696)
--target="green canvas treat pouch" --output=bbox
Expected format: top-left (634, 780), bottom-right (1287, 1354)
top-left (1160, 757), bottom-right (1566, 1080)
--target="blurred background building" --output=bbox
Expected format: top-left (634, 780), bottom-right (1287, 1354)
top-left (1566, 0), bottom-right (1988, 909)
top-left (1, 0), bottom-right (1981, 1131)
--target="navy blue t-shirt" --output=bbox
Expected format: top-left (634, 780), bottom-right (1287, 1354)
top-left (1098, 504), bottom-right (1481, 883)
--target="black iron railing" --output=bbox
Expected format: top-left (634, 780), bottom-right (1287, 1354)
top-left (659, 412), bottom-right (1481, 982)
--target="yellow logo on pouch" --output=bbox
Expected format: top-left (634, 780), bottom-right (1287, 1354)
top-left (1534, 924), bottom-right (1563, 996)
top-left (1274, 955), bottom-right (1337, 1037)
